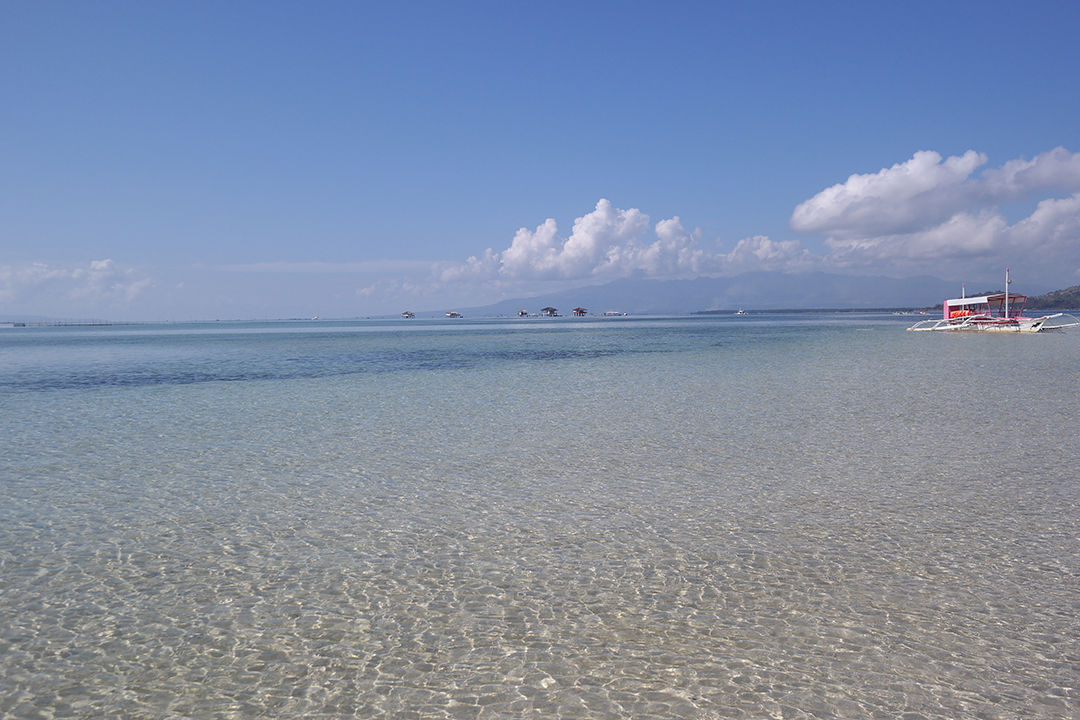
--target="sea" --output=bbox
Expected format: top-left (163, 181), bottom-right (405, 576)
top-left (1, 314), bottom-right (1078, 719)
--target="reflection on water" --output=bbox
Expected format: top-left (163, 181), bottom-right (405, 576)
top-left (2, 317), bottom-right (1078, 718)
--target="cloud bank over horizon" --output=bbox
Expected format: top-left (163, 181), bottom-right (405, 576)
top-left (425, 199), bottom-right (815, 287)
top-left (1, 259), bottom-right (152, 317)
top-left (5, 148), bottom-right (1080, 318)
top-left (371, 146), bottom-right (1080, 307)
top-left (790, 146), bottom-right (1080, 278)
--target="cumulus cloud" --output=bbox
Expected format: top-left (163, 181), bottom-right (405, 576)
top-left (344, 147), bottom-right (1080, 314)
top-left (495, 199), bottom-right (652, 281)
top-left (980, 146), bottom-right (1080, 199)
top-left (723, 235), bottom-right (817, 272)
top-left (0, 259), bottom-right (152, 312)
top-left (0, 263), bottom-right (70, 303)
top-left (428, 199), bottom-right (809, 301)
top-left (790, 150), bottom-right (990, 238)
top-left (791, 147), bottom-right (1080, 281)
top-left (601, 216), bottom-right (717, 277)
top-left (419, 147), bottom-right (1080, 310)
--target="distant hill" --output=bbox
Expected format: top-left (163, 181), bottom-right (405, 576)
top-left (1026, 285), bottom-right (1080, 310)
top-left (449, 272), bottom-right (961, 316)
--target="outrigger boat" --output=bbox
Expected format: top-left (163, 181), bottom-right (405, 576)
top-left (908, 269), bottom-right (1080, 332)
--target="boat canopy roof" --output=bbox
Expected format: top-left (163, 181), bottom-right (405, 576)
top-left (946, 292), bottom-right (1026, 306)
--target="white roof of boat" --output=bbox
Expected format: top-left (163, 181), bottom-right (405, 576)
top-left (946, 292), bottom-right (1025, 305)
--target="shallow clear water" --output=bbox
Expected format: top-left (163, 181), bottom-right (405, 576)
top-left (2, 315), bottom-right (1078, 719)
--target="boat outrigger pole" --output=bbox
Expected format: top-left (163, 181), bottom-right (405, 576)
top-left (1004, 268), bottom-right (1010, 320)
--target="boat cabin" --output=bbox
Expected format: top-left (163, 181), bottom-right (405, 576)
top-left (943, 292), bottom-right (1027, 320)
top-left (910, 268), bottom-right (1080, 332)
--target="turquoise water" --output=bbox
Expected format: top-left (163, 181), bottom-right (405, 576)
top-left (2, 315), bottom-right (1078, 719)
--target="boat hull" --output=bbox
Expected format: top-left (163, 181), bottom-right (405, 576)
top-left (908, 313), bottom-right (1080, 332)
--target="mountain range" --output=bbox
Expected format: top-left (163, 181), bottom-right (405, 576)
top-left (446, 272), bottom-right (965, 317)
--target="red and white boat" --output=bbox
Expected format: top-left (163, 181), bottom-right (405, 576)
top-left (908, 269), bottom-right (1080, 332)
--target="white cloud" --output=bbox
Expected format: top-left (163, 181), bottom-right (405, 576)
top-left (723, 235), bottom-right (817, 272)
top-left (790, 150), bottom-right (989, 238)
top-left (599, 217), bottom-right (717, 277)
top-left (72, 259), bottom-right (153, 303)
top-left (496, 199), bottom-right (652, 281)
top-left (428, 199), bottom-right (803, 300)
top-left (1008, 193), bottom-right (1080, 265)
top-left (437, 248), bottom-right (501, 284)
top-left (981, 146), bottom-right (1080, 199)
top-left (14, 148), bottom-right (1078, 320)
top-left (0, 263), bottom-right (69, 303)
top-left (420, 148), bottom-right (1080, 307)
top-left (791, 147), bottom-right (1080, 282)
top-left (0, 259), bottom-right (152, 313)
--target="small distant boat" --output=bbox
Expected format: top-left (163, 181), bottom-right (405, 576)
top-left (445, 311), bottom-right (463, 318)
top-left (734, 309), bottom-right (747, 316)
top-left (518, 309), bottom-right (529, 317)
top-left (908, 269), bottom-right (1080, 332)
top-left (600, 310), bottom-right (626, 316)
top-left (401, 311), bottom-right (415, 319)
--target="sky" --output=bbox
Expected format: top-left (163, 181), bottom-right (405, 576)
top-left (3, 0), bottom-right (1080, 320)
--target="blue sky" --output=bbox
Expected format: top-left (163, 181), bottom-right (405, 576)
top-left (3, 0), bottom-right (1080, 319)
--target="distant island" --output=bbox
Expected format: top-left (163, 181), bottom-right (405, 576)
top-left (1025, 285), bottom-right (1080, 310)
top-left (448, 273), bottom-right (1080, 319)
